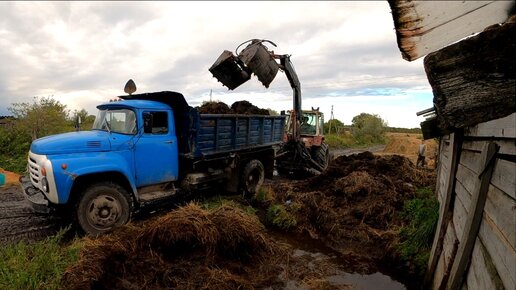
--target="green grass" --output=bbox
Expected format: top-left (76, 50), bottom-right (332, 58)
top-left (266, 204), bottom-right (298, 230)
top-left (0, 228), bottom-right (82, 290)
top-left (397, 186), bottom-right (439, 275)
top-left (201, 195), bottom-right (257, 216)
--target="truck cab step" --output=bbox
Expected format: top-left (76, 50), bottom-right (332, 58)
top-left (139, 190), bottom-right (177, 203)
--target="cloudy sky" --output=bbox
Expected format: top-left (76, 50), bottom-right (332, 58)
top-left (0, 1), bottom-right (433, 128)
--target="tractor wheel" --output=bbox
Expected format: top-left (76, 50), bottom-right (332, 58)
top-left (241, 159), bottom-right (265, 196)
top-left (313, 143), bottom-right (332, 171)
top-left (77, 182), bottom-right (133, 236)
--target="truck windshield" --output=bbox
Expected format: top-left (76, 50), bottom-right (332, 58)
top-left (92, 108), bottom-right (137, 135)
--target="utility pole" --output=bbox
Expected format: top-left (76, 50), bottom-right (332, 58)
top-left (329, 105), bottom-right (335, 134)
top-left (210, 89), bottom-right (212, 102)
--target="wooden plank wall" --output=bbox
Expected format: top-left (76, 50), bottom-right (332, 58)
top-left (429, 113), bottom-right (516, 290)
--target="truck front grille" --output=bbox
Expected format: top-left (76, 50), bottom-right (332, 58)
top-left (28, 155), bottom-right (40, 185)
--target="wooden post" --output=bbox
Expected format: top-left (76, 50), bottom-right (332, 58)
top-left (424, 130), bottom-right (463, 287)
top-left (446, 142), bottom-right (499, 290)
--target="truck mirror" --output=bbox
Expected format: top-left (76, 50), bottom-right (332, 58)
top-left (209, 50), bottom-right (251, 90)
top-left (143, 112), bottom-right (153, 133)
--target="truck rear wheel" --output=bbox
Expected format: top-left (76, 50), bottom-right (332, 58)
top-left (241, 159), bottom-right (265, 196)
top-left (77, 182), bottom-right (133, 236)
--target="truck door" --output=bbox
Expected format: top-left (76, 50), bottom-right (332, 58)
top-left (134, 110), bottom-right (178, 187)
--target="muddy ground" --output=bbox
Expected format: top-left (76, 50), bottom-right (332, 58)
top-left (0, 145), bottom-right (434, 289)
top-left (0, 184), bottom-right (64, 244)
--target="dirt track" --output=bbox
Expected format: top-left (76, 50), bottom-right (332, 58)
top-left (0, 184), bottom-right (64, 244)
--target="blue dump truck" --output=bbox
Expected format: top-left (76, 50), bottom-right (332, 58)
top-left (21, 91), bottom-right (285, 235)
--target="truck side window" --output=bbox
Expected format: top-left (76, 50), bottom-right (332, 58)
top-left (143, 111), bottom-right (168, 134)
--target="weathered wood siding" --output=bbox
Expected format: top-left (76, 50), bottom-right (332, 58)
top-left (388, 0), bottom-right (513, 61)
top-left (429, 113), bottom-right (516, 290)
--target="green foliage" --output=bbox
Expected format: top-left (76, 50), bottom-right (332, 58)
top-left (202, 196), bottom-right (257, 216)
top-left (398, 187), bottom-right (439, 275)
top-left (0, 228), bottom-right (82, 290)
top-left (266, 204), bottom-right (298, 230)
top-left (9, 97), bottom-right (73, 140)
top-left (324, 118), bottom-right (345, 134)
top-left (351, 113), bottom-right (387, 145)
top-left (70, 109), bottom-right (95, 131)
top-left (324, 133), bottom-right (355, 149)
top-left (0, 125), bottom-right (31, 172)
top-left (385, 127), bottom-right (422, 134)
top-left (0, 97), bottom-right (89, 173)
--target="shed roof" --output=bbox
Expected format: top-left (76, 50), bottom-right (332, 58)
top-left (388, 0), bottom-right (514, 61)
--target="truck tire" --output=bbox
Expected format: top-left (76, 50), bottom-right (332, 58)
top-left (241, 159), bottom-right (265, 196)
top-left (76, 182), bottom-right (133, 236)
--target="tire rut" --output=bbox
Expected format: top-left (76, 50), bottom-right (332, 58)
top-left (0, 185), bottom-right (66, 245)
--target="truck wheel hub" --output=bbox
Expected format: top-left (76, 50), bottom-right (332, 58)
top-left (88, 195), bottom-right (121, 227)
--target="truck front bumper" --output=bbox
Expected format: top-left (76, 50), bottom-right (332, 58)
top-left (20, 175), bottom-right (52, 214)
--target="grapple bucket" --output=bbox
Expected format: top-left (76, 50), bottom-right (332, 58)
top-left (209, 50), bottom-right (251, 90)
top-left (239, 42), bottom-right (279, 88)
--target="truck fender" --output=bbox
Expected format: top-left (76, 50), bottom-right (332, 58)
top-left (50, 155), bottom-right (137, 204)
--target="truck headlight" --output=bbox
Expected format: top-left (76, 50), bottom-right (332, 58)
top-left (41, 177), bottom-right (49, 192)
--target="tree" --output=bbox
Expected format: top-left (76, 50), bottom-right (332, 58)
top-left (324, 118), bottom-right (345, 134)
top-left (71, 109), bottom-right (96, 131)
top-left (8, 96), bottom-right (71, 140)
top-left (267, 108), bottom-right (279, 116)
top-left (351, 113), bottom-right (387, 144)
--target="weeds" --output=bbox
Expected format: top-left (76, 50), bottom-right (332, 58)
top-left (0, 228), bottom-right (82, 290)
top-left (201, 195), bottom-right (257, 216)
top-left (398, 186), bottom-right (439, 275)
top-left (266, 204), bottom-right (298, 230)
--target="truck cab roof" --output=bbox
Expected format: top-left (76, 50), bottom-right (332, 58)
top-left (97, 99), bottom-right (172, 111)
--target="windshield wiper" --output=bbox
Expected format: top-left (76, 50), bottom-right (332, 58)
top-left (103, 119), bottom-right (111, 133)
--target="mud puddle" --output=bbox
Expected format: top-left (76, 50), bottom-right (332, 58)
top-left (272, 231), bottom-right (407, 290)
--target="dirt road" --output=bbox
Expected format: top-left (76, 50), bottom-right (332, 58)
top-left (332, 144), bottom-right (386, 158)
top-left (0, 184), bottom-right (64, 244)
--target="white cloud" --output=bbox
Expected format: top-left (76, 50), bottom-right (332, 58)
top-left (0, 1), bottom-right (434, 128)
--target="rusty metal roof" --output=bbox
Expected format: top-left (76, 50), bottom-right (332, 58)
top-left (388, 0), bottom-right (514, 61)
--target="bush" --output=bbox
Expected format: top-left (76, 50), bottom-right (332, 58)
top-left (351, 113), bottom-right (387, 145)
top-left (324, 133), bottom-right (355, 149)
top-left (398, 187), bottom-right (439, 275)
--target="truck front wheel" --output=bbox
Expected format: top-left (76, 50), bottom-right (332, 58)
top-left (241, 159), bottom-right (265, 196)
top-left (77, 182), bottom-right (133, 236)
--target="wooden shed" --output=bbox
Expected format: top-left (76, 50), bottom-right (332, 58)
top-left (388, 1), bottom-right (515, 289)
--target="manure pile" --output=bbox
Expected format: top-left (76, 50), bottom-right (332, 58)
top-left (61, 204), bottom-right (285, 290)
top-left (197, 100), bottom-right (269, 115)
top-left (272, 152), bottom-right (435, 257)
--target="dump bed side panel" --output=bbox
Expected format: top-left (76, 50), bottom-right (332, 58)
top-left (188, 113), bottom-right (285, 157)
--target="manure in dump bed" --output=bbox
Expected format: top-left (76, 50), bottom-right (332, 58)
top-left (197, 100), bottom-right (269, 115)
top-left (61, 203), bottom-right (284, 290)
top-left (197, 101), bottom-right (231, 114)
top-left (272, 152), bottom-right (436, 257)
